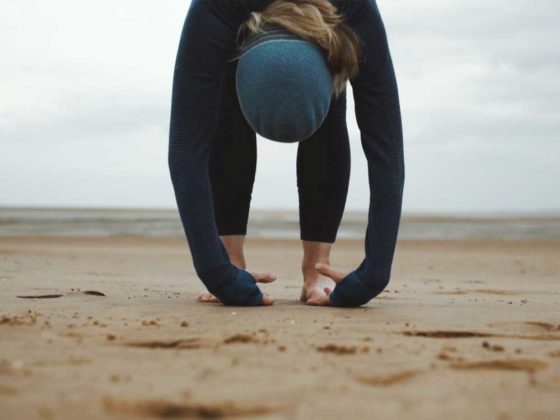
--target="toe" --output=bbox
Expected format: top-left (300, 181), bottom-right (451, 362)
top-left (306, 293), bottom-right (331, 306)
top-left (261, 293), bottom-right (275, 306)
top-left (306, 297), bottom-right (322, 306)
top-left (198, 292), bottom-right (220, 303)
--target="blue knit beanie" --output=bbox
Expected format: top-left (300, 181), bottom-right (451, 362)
top-left (235, 25), bottom-right (333, 143)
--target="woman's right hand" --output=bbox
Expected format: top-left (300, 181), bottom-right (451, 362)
top-left (197, 270), bottom-right (277, 305)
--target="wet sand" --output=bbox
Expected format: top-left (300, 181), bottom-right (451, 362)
top-left (1, 236), bottom-right (560, 419)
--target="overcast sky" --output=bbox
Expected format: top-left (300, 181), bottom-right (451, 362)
top-left (1, 0), bottom-right (559, 214)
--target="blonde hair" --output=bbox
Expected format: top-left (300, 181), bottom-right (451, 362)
top-left (234, 0), bottom-right (362, 98)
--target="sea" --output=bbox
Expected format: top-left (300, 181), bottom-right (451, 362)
top-left (1, 207), bottom-right (559, 240)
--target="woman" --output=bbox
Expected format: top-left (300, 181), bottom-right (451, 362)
top-left (168, 0), bottom-right (405, 307)
top-left (203, 0), bottom-right (360, 306)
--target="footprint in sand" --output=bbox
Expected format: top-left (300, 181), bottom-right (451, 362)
top-left (487, 321), bottom-right (560, 335)
top-left (401, 330), bottom-right (494, 339)
top-left (102, 396), bottom-right (280, 418)
top-left (316, 344), bottom-right (357, 355)
top-left (315, 344), bottom-right (370, 355)
top-left (356, 370), bottom-right (420, 386)
top-left (16, 290), bottom-right (106, 299)
top-left (121, 333), bottom-right (267, 350)
top-left (401, 325), bottom-right (560, 341)
top-left (82, 290), bottom-right (106, 296)
top-left (450, 359), bottom-right (548, 373)
top-left (223, 334), bottom-right (259, 344)
top-left (122, 338), bottom-right (204, 350)
top-left (1, 313), bottom-right (39, 326)
top-left (434, 289), bottom-right (522, 296)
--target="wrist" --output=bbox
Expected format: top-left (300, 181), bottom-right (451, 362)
top-left (206, 265), bottom-right (263, 306)
top-left (329, 271), bottom-right (378, 307)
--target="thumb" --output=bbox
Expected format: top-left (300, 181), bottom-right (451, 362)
top-left (314, 263), bottom-right (347, 283)
top-left (249, 271), bottom-right (277, 284)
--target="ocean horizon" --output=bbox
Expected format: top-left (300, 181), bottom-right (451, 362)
top-left (1, 207), bottom-right (559, 240)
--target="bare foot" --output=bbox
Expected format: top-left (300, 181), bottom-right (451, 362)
top-left (197, 292), bottom-right (221, 303)
top-left (300, 272), bottom-right (335, 304)
top-left (197, 292), bottom-right (275, 305)
top-left (301, 263), bottom-right (349, 306)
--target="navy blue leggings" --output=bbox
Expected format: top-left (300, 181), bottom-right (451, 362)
top-left (209, 57), bottom-right (351, 243)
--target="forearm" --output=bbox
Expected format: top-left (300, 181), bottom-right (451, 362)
top-left (168, 158), bottom-right (264, 307)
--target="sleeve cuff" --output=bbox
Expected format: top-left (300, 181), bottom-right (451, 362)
top-left (207, 266), bottom-right (263, 306)
top-left (329, 271), bottom-right (377, 307)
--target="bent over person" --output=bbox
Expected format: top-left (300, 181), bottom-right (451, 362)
top-left (168, 0), bottom-right (405, 307)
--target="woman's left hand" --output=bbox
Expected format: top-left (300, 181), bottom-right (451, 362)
top-left (306, 263), bottom-right (349, 306)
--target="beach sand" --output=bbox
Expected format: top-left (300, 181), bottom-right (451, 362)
top-left (1, 235), bottom-right (560, 419)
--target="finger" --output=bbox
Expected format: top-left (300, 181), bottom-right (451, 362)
top-left (314, 263), bottom-right (347, 283)
top-left (305, 287), bottom-right (329, 303)
top-left (324, 287), bottom-right (333, 297)
top-left (250, 271), bottom-right (277, 284)
top-left (260, 293), bottom-right (275, 306)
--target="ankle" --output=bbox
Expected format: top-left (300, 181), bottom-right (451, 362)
top-left (220, 235), bottom-right (246, 269)
top-left (301, 258), bottom-right (330, 278)
top-left (230, 254), bottom-right (247, 269)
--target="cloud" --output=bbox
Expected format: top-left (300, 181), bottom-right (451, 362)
top-left (1, 0), bottom-right (559, 212)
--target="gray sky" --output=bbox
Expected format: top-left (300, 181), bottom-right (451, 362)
top-left (1, 0), bottom-right (559, 214)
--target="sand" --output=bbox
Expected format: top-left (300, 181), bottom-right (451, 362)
top-left (1, 235), bottom-right (560, 419)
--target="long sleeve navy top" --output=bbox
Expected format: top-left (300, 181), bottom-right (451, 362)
top-left (168, 0), bottom-right (405, 307)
